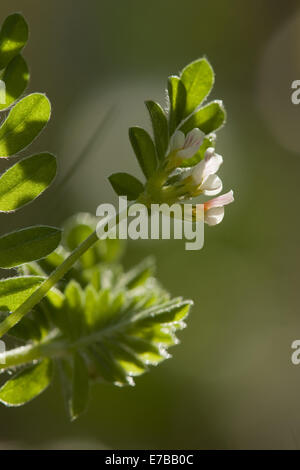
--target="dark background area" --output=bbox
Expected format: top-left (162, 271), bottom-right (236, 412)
top-left (0, 0), bottom-right (300, 449)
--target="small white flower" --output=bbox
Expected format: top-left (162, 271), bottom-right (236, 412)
top-left (191, 147), bottom-right (223, 196)
top-left (169, 130), bottom-right (185, 151)
top-left (183, 190), bottom-right (234, 226)
top-left (204, 190), bottom-right (234, 225)
top-left (170, 128), bottom-right (205, 160)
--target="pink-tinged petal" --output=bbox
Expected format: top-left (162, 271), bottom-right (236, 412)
top-left (204, 190), bottom-right (234, 210)
top-left (191, 159), bottom-right (206, 184)
top-left (184, 128), bottom-right (205, 148)
top-left (177, 147), bottom-right (197, 159)
top-left (177, 128), bottom-right (204, 160)
top-left (204, 207), bottom-right (225, 225)
top-left (201, 174), bottom-right (223, 196)
top-left (204, 147), bottom-right (215, 158)
top-left (170, 130), bottom-right (185, 152)
top-left (191, 149), bottom-right (223, 185)
top-left (202, 149), bottom-right (223, 179)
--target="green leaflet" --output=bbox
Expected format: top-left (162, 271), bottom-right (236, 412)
top-left (0, 14), bottom-right (29, 70)
top-left (0, 93), bottom-right (51, 157)
top-left (0, 276), bottom-right (44, 311)
top-left (84, 284), bottom-right (98, 328)
top-left (0, 55), bottom-right (29, 111)
top-left (168, 75), bottom-right (186, 135)
top-left (118, 257), bottom-right (155, 289)
top-left (0, 153), bottom-right (57, 212)
top-left (70, 352), bottom-right (90, 421)
top-left (107, 340), bottom-right (147, 377)
top-left (145, 101), bottom-right (169, 160)
top-left (0, 226), bottom-right (62, 268)
top-left (63, 280), bottom-right (85, 340)
top-left (180, 58), bottom-right (214, 117)
top-left (109, 172), bottom-right (144, 201)
top-left (129, 127), bottom-right (157, 179)
top-left (0, 359), bottom-right (53, 406)
top-left (131, 298), bottom-right (192, 327)
top-left (120, 336), bottom-right (166, 366)
top-left (180, 100), bottom-right (226, 135)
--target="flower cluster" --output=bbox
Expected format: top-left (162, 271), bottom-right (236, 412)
top-left (109, 58), bottom-right (234, 227)
top-left (161, 128), bottom-right (234, 225)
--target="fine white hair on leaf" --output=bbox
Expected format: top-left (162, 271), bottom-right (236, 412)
top-left (164, 87), bottom-right (170, 115)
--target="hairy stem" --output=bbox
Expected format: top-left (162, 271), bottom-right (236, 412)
top-left (0, 331), bottom-right (65, 370)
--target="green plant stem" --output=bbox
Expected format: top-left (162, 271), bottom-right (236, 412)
top-left (0, 343), bottom-right (44, 370)
top-left (0, 206), bottom-right (131, 340)
top-left (0, 331), bottom-right (64, 370)
top-left (0, 231), bottom-right (99, 339)
top-left (141, 162), bottom-right (176, 204)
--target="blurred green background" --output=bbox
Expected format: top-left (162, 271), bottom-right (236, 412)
top-left (1, 0), bottom-right (300, 450)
